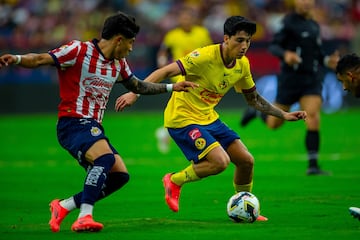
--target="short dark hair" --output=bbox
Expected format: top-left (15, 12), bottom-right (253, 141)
top-left (224, 16), bottom-right (256, 37)
top-left (101, 12), bottom-right (140, 40)
top-left (336, 53), bottom-right (360, 75)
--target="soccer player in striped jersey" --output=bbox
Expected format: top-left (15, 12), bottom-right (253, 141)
top-left (0, 12), bottom-right (197, 232)
top-left (116, 16), bottom-right (307, 221)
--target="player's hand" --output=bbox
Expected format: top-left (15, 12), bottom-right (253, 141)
top-left (325, 50), bottom-right (340, 70)
top-left (173, 81), bottom-right (199, 92)
top-left (283, 110), bottom-right (307, 121)
top-left (115, 92), bottom-right (139, 112)
top-left (0, 54), bottom-right (17, 68)
top-left (284, 51), bottom-right (302, 66)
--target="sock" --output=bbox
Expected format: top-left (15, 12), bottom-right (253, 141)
top-left (305, 130), bottom-right (319, 168)
top-left (60, 197), bottom-right (77, 211)
top-left (72, 172), bottom-right (130, 208)
top-left (78, 203), bottom-right (94, 218)
top-left (99, 172), bottom-right (130, 199)
top-left (171, 164), bottom-right (200, 186)
top-left (81, 153), bottom-right (115, 206)
top-left (234, 181), bottom-right (253, 193)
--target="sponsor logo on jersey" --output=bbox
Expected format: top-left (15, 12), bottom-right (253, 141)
top-left (189, 128), bottom-right (202, 140)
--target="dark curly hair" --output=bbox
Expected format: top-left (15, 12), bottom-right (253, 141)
top-left (223, 16), bottom-right (256, 37)
top-left (336, 53), bottom-right (360, 75)
top-left (101, 11), bottom-right (140, 40)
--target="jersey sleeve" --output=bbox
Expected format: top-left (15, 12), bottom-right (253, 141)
top-left (116, 58), bottom-right (133, 82)
top-left (49, 40), bottom-right (82, 68)
top-left (234, 57), bottom-right (256, 93)
top-left (178, 48), bottom-right (208, 76)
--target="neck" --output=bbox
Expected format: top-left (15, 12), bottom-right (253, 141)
top-left (221, 43), bottom-right (235, 67)
top-left (97, 39), bottom-right (113, 60)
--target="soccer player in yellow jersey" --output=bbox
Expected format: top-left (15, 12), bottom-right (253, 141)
top-left (115, 16), bottom-right (307, 221)
top-left (155, 6), bottom-right (213, 153)
top-left (157, 6), bottom-right (213, 83)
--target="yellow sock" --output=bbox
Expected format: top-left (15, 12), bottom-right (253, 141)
top-left (233, 181), bottom-right (253, 193)
top-left (171, 164), bottom-right (200, 186)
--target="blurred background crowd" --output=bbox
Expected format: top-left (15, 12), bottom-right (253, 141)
top-left (0, 0), bottom-right (359, 112)
top-left (0, 0), bottom-right (359, 80)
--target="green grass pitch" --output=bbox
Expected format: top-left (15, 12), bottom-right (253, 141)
top-left (0, 108), bottom-right (359, 240)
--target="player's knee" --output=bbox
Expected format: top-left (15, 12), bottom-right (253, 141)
top-left (93, 153), bottom-right (116, 173)
top-left (234, 151), bottom-right (254, 169)
top-left (212, 156), bottom-right (230, 174)
top-left (266, 121), bottom-right (283, 129)
top-left (265, 115), bottom-right (284, 129)
top-left (243, 153), bottom-right (254, 168)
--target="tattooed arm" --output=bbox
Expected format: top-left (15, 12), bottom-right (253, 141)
top-left (121, 74), bottom-right (197, 95)
top-left (243, 90), bottom-right (307, 121)
top-left (121, 75), bottom-right (168, 95)
top-left (115, 62), bottom-right (188, 111)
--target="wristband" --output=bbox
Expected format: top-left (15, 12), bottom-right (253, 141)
top-left (166, 84), bottom-right (173, 92)
top-left (136, 94), bottom-right (141, 98)
top-left (15, 55), bottom-right (21, 65)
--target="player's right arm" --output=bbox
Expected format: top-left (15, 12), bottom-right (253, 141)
top-left (243, 89), bottom-right (307, 121)
top-left (0, 53), bottom-right (54, 68)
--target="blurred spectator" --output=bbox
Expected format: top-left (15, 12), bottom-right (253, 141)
top-left (0, 0), bottom-right (356, 83)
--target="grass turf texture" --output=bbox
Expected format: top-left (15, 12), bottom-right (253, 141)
top-left (0, 109), bottom-right (359, 240)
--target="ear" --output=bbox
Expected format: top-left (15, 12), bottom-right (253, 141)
top-left (223, 35), bottom-right (230, 43)
top-left (115, 35), bottom-right (123, 45)
top-left (347, 72), bottom-right (354, 82)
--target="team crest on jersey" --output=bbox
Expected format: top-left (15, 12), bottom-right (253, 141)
top-left (195, 138), bottom-right (206, 150)
top-left (190, 50), bottom-right (200, 57)
top-left (219, 79), bottom-right (229, 89)
top-left (185, 55), bottom-right (194, 65)
top-left (90, 127), bottom-right (102, 136)
top-left (234, 68), bottom-right (242, 74)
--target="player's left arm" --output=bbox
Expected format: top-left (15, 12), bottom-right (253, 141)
top-left (0, 53), bottom-right (54, 68)
top-left (243, 90), bottom-right (307, 121)
top-left (120, 62), bottom-right (188, 94)
top-left (115, 62), bottom-right (185, 111)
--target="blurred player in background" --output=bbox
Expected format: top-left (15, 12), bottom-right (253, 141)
top-left (0, 12), bottom-right (196, 233)
top-left (244, 72), bottom-right (344, 114)
top-left (115, 15), bottom-right (307, 220)
top-left (241, 0), bottom-right (339, 175)
top-left (335, 53), bottom-right (360, 220)
top-left (155, 5), bottom-right (213, 154)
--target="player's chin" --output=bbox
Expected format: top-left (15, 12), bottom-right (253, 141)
top-left (236, 54), bottom-right (245, 59)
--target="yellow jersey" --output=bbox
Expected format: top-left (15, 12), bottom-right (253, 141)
top-left (162, 26), bottom-right (212, 82)
top-left (164, 44), bottom-right (255, 128)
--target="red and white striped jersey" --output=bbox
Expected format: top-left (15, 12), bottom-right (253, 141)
top-left (49, 39), bottom-right (133, 123)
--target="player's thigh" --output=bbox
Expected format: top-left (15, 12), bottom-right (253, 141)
top-left (266, 103), bottom-right (290, 128)
top-left (85, 139), bottom-right (114, 164)
top-left (299, 95), bottom-right (321, 130)
top-left (227, 139), bottom-right (254, 166)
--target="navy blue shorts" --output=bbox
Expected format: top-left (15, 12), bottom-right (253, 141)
top-left (57, 117), bottom-right (118, 170)
top-left (276, 72), bottom-right (323, 105)
top-left (167, 119), bottom-right (240, 163)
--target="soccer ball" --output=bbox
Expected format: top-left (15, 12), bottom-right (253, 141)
top-left (226, 191), bottom-right (260, 223)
